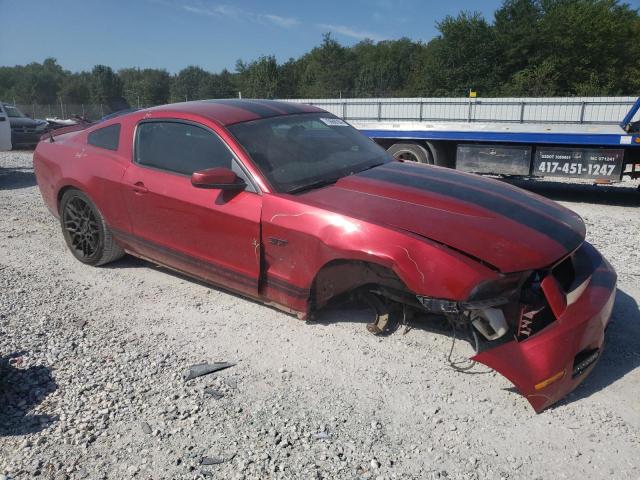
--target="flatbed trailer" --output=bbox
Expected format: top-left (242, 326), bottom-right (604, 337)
top-left (288, 96), bottom-right (640, 183)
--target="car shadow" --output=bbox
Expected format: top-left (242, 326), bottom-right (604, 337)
top-left (0, 166), bottom-right (37, 190)
top-left (502, 177), bottom-right (639, 206)
top-left (104, 258), bottom-right (639, 409)
top-left (555, 287), bottom-right (640, 408)
top-left (0, 353), bottom-right (58, 436)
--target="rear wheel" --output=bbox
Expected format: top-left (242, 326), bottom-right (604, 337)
top-left (59, 189), bottom-right (124, 266)
top-left (387, 142), bottom-right (433, 164)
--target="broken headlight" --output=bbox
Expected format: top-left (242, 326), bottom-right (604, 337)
top-left (416, 296), bottom-right (459, 314)
top-left (460, 271), bottom-right (530, 309)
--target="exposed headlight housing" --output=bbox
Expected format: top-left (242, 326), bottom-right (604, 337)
top-left (417, 272), bottom-right (530, 317)
top-left (416, 296), bottom-right (459, 313)
top-left (460, 271), bottom-right (530, 309)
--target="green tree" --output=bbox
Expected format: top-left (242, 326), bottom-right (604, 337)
top-left (119, 68), bottom-right (171, 106)
top-left (89, 65), bottom-right (123, 105)
top-left (501, 58), bottom-right (562, 95)
top-left (493, 0), bottom-right (544, 87)
top-left (535, 0), bottom-right (640, 95)
top-left (200, 69), bottom-right (237, 98)
top-left (170, 66), bottom-right (212, 102)
top-left (2, 1), bottom-right (640, 103)
top-left (353, 38), bottom-right (421, 97)
top-left (0, 58), bottom-right (66, 104)
top-left (59, 73), bottom-right (91, 104)
top-left (276, 59), bottom-right (303, 98)
top-left (298, 33), bottom-right (357, 97)
top-left (235, 56), bottom-right (280, 98)
top-left (406, 13), bottom-right (500, 96)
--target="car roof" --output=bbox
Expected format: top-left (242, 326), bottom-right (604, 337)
top-left (144, 99), bottom-right (324, 126)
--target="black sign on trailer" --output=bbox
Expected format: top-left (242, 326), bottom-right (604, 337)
top-left (533, 148), bottom-right (624, 180)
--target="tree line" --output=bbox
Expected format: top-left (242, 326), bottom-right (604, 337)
top-left (1, 0), bottom-right (639, 111)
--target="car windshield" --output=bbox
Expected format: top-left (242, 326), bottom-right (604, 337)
top-left (227, 113), bottom-right (392, 193)
top-left (3, 105), bottom-right (25, 118)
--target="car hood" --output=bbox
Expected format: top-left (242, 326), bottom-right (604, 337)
top-left (299, 161), bottom-right (585, 272)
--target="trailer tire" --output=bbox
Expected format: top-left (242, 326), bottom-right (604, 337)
top-left (425, 141), bottom-right (455, 168)
top-left (386, 142), bottom-right (433, 164)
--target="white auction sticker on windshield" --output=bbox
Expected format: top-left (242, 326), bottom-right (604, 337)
top-left (320, 117), bottom-right (349, 126)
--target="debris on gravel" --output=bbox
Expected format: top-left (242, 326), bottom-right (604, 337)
top-left (1, 151), bottom-right (639, 479)
top-left (183, 362), bottom-right (235, 382)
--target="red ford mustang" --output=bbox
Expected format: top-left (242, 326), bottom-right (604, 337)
top-left (33, 100), bottom-right (616, 412)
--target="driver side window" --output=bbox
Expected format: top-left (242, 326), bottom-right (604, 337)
top-left (134, 120), bottom-right (254, 190)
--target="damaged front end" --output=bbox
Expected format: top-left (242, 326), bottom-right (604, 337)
top-left (418, 241), bottom-right (617, 412)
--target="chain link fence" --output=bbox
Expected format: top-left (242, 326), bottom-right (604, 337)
top-left (14, 104), bottom-right (150, 122)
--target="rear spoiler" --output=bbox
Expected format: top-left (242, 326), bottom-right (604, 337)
top-left (39, 100), bottom-right (137, 142)
top-left (40, 121), bottom-right (94, 142)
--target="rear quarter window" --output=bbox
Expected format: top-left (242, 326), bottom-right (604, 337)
top-left (88, 124), bottom-right (121, 151)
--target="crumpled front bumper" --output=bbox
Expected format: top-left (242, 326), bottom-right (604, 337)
top-left (473, 242), bottom-right (617, 412)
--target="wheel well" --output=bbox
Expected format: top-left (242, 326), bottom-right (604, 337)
top-left (376, 138), bottom-right (431, 151)
top-left (56, 186), bottom-right (80, 213)
top-left (310, 259), bottom-right (414, 310)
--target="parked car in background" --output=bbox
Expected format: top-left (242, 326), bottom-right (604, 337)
top-left (2, 103), bottom-right (48, 148)
top-left (0, 103), bottom-right (11, 151)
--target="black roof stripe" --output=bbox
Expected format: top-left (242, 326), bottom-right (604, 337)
top-left (252, 100), bottom-right (309, 115)
top-left (206, 99), bottom-right (283, 119)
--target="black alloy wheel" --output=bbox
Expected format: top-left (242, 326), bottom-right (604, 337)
top-left (63, 195), bottom-right (100, 260)
top-left (59, 189), bottom-right (125, 266)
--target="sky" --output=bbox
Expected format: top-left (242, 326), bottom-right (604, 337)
top-left (1, 0), bottom-right (640, 74)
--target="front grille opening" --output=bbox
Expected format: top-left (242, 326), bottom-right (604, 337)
top-left (515, 271), bottom-right (557, 341)
top-left (572, 348), bottom-right (600, 378)
top-left (516, 305), bottom-right (556, 341)
top-left (553, 255), bottom-right (575, 292)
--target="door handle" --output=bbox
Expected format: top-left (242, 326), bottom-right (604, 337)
top-left (131, 181), bottom-right (148, 194)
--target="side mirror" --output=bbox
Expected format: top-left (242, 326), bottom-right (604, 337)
top-left (191, 167), bottom-right (246, 190)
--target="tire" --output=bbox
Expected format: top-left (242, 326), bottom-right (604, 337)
top-left (386, 142), bottom-right (433, 164)
top-left (425, 141), bottom-right (455, 168)
top-left (59, 189), bottom-right (124, 266)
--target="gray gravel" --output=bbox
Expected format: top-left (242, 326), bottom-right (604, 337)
top-left (1, 150), bottom-right (639, 479)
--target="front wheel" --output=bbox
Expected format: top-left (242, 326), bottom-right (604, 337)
top-left (59, 189), bottom-right (124, 266)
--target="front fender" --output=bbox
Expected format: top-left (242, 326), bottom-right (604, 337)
top-left (261, 194), bottom-right (497, 310)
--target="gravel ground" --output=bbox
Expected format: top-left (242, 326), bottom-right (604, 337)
top-left (0, 150), bottom-right (639, 480)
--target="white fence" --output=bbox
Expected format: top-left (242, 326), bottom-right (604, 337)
top-left (285, 96), bottom-right (640, 125)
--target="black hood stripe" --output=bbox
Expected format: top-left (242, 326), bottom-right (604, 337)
top-left (379, 162), bottom-right (584, 234)
top-left (390, 161), bottom-right (562, 216)
top-left (359, 166), bottom-right (584, 252)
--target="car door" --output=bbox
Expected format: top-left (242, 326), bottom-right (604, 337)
top-left (0, 104), bottom-right (12, 151)
top-left (122, 119), bottom-right (262, 297)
